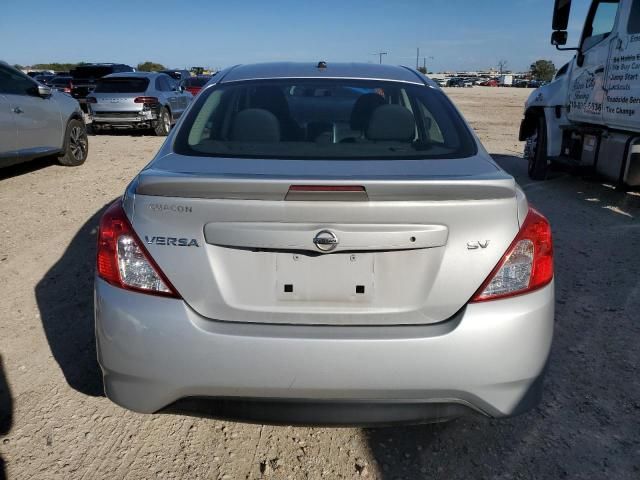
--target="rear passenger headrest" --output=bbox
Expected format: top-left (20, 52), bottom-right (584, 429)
top-left (350, 93), bottom-right (386, 131)
top-left (366, 104), bottom-right (416, 142)
top-left (231, 108), bottom-right (280, 142)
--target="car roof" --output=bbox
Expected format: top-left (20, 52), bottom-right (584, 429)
top-left (103, 72), bottom-right (168, 79)
top-left (219, 62), bottom-right (430, 85)
top-left (79, 63), bottom-right (130, 67)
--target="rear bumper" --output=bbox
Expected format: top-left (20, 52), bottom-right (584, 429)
top-left (162, 397), bottom-right (485, 427)
top-left (90, 110), bottom-right (158, 126)
top-left (95, 278), bottom-right (554, 424)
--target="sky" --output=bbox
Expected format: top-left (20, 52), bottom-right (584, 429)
top-left (0, 0), bottom-right (591, 72)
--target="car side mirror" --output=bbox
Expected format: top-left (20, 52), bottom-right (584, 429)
top-left (551, 30), bottom-right (567, 46)
top-left (37, 84), bottom-right (53, 97)
top-left (551, 29), bottom-right (579, 52)
top-left (552, 0), bottom-right (571, 31)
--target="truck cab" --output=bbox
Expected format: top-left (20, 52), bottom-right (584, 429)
top-left (521, 0), bottom-right (640, 187)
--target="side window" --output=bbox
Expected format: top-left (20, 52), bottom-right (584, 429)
top-left (0, 66), bottom-right (37, 96)
top-left (582, 0), bottom-right (620, 51)
top-left (628, 0), bottom-right (640, 33)
top-left (417, 101), bottom-right (444, 143)
top-left (157, 76), bottom-right (173, 92)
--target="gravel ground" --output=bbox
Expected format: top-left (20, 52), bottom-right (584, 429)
top-left (0, 87), bottom-right (639, 480)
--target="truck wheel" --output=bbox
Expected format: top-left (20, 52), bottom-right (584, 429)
top-left (154, 108), bottom-right (171, 136)
top-left (526, 115), bottom-right (548, 180)
top-left (58, 119), bottom-right (89, 166)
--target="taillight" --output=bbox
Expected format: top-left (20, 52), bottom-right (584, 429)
top-left (470, 207), bottom-right (553, 302)
top-left (97, 200), bottom-right (180, 298)
top-left (134, 96), bottom-right (159, 104)
top-left (86, 96), bottom-right (97, 103)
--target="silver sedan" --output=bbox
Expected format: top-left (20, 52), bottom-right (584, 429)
top-left (95, 62), bottom-right (554, 426)
top-left (87, 72), bottom-right (192, 135)
top-left (0, 62), bottom-right (88, 168)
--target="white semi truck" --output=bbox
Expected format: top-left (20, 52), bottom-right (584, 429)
top-left (499, 74), bottom-right (514, 86)
top-left (520, 0), bottom-right (640, 187)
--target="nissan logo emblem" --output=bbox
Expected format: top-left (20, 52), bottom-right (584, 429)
top-left (313, 230), bottom-right (339, 252)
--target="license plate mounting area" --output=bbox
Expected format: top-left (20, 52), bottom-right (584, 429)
top-left (275, 252), bottom-right (374, 303)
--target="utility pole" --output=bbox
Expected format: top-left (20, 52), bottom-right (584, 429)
top-left (372, 52), bottom-right (388, 64)
top-left (416, 47), bottom-right (420, 69)
top-left (421, 56), bottom-right (434, 74)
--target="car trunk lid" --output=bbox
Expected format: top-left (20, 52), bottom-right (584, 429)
top-left (128, 153), bottom-right (520, 326)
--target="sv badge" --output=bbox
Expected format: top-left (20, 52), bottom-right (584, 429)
top-left (467, 240), bottom-right (490, 250)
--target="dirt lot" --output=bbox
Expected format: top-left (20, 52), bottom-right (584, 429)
top-left (1, 87), bottom-right (639, 480)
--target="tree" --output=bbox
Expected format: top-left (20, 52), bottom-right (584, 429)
top-left (30, 62), bottom-right (89, 72)
top-left (530, 60), bottom-right (556, 82)
top-left (13, 64), bottom-right (24, 71)
top-left (137, 61), bottom-right (166, 72)
top-left (417, 66), bottom-right (427, 74)
top-left (497, 59), bottom-right (508, 75)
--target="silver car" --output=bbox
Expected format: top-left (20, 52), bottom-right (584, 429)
top-left (87, 72), bottom-right (192, 135)
top-left (0, 62), bottom-right (88, 168)
top-left (95, 62), bottom-right (554, 425)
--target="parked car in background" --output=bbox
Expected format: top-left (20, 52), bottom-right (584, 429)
top-left (479, 79), bottom-right (499, 87)
top-left (95, 62), bottom-right (554, 426)
top-left (26, 70), bottom-right (52, 78)
top-left (180, 75), bottom-right (212, 96)
top-left (446, 78), bottom-right (472, 88)
top-left (0, 62), bottom-right (88, 168)
top-left (33, 73), bottom-right (55, 85)
top-left (70, 63), bottom-right (134, 112)
top-left (49, 76), bottom-right (73, 93)
top-left (159, 69), bottom-right (192, 81)
top-left (87, 72), bottom-right (192, 135)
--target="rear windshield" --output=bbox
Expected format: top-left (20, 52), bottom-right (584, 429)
top-left (94, 77), bottom-right (149, 93)
top-left (184, 76), bottom-right (210, 87)
top-left (174, 79), bottom-right (476, 160)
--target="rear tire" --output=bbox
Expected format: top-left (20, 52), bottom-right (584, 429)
top-left (58, 119), bottom-right (89, 166)
top-left (526, 115), bottom-right (548, 180)
top-left (154, 108), bottom-right (171, 136)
